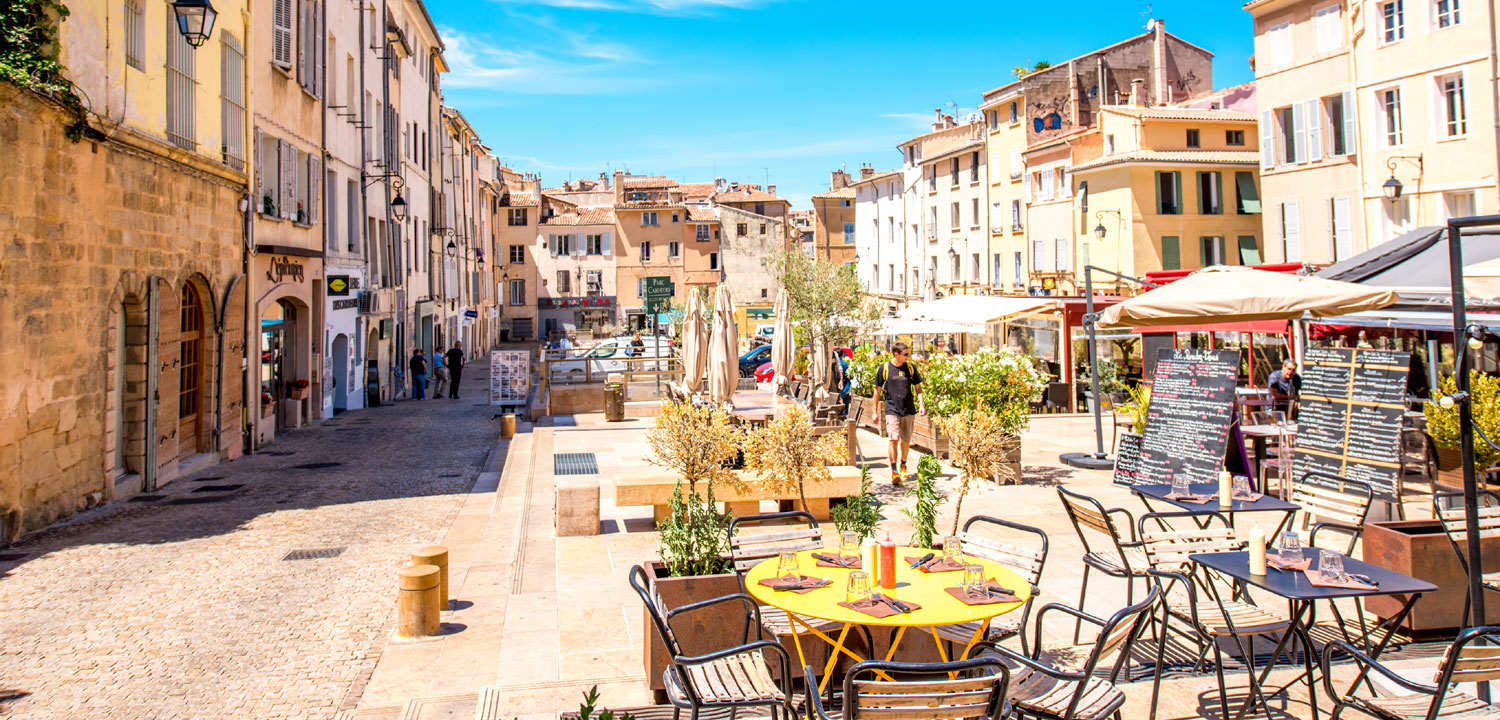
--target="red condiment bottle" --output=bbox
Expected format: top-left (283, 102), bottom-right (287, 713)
top-left (878, 534), bottom-right (897, 589)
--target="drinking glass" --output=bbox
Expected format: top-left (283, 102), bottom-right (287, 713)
top-left (840, 531), bottom-right (860, 565)
top-left (1233, 475), bottom-right (1252, 499)
top-left (963, 563), bottom-right (986, 599)
top-left (778, 551), bottom-right (800, 582)
top-left (1171, 476), bottom-right (1190, 497)
top-left (1280, 531), bottom-right (1303, 566)
top-left (1319, 552), bottom-right (1344, 583)
top-left (942, 536), bottom-right (963, 567)
top-left (846, 571), bottom-right (871, 604)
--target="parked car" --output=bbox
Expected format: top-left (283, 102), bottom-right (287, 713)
top-left (754, 347), bottom-right (851, 384)
top-left (549, 336), bottom-right (674, 380)
top-left (738, 345), bottom-right (772, 377)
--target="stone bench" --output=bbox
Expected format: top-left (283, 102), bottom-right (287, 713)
top-left (615, 466), bottom-right (863, 522)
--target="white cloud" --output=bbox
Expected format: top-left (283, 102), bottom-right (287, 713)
top-left (439, 27), bottom-right (653, 94)
top-left (488, 0), bottom-right (775, 14)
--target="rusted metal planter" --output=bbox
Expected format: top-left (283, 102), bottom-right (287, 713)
top-left (1363, 520), bottom-right (1500, 634)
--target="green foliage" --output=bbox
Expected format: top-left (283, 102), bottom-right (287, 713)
top-left (578, 685), bottom-right (636, 720)
top-left (847, 345), bottom-right (888, 398)
top-left (763, 250), bottom-right (881, 351)
top-left (1122, 383), bottom-right (1152, 435)
top-left (903, 456), bottom-right (945, 549)
top-left (921, 347), bottom-right (1047, 434)
top-left (656, 482), bottom-right (731, 578)
top-left (831, 465), bottom-right (883, 541)
top-left (1080, 359), bottom-right (1125, 396)
top-left (1, 0), bottom-right (87, 138)
top-left (1426, 371), bottom-right (1500, 470)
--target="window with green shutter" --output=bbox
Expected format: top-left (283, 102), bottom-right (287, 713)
top-left (1156, 171), bottom-right (1182, 215)
top-left (1238, 236), bottom-right (1262, 265)
top-left (1236, 172), bottom-right (1261, 214)
top-left (1161, 236), bottom-right (1180, 270)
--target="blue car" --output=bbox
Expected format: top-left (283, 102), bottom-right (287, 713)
top-left (738, 345), bottom-right (772, 377)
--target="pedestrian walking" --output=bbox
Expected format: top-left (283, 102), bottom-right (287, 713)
top-left (629, 331), bottom-right (645, 357)
top-left (408, 349), bottom-right (428, 400)
top-left (873, 342), bottom-right (923, 486)
top-left (445, 341), bottom-right (466, 399)
top-left (431, 347), bottom-right (449, 398)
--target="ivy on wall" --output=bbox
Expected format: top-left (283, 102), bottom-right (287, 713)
top-left (1, 0), bottom-right (89, 139)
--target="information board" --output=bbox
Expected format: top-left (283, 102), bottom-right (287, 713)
top-left (489, 350), bottom-right (531, 406)
top-left (1292, 347), bottom-right (1409, 503)
top-left (1112, 432), bottom-right (1144, 486)
top-left (1137, 348), bottom-right (1240, 487)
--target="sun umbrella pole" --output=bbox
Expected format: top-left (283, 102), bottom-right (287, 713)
top-left (1446, 220), bottom-right (1488, 653)
top-left (1085, 269), bottom-right (1106, 459)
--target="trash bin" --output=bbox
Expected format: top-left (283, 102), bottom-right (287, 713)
top-left (604, 381), bottom-right (625, 422)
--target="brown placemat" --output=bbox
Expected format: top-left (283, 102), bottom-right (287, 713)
top-left (1166, 492), bottom-right (1215, 505)
top-left (1267, 553), bottom-right (1311, 571)
top-left (1233, 491), bottom-right (1266, 502)
top-left (1302, 569), bottom-right (1375, 590)
top-left (904, 556), bottom-right (965, 573)
top-left (757, 575), bottom-right (831, 593)
top-left (838, 596), bottom-right (923, 618)
top-left (812, 554), bottom-right (862, 569)
top-left (945, 580), bottom-right (1021, 606)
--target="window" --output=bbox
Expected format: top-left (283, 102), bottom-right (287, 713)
top-left (272, 0), bottom-right (293, 68)
top-left (695, 224), bottom-right (710, 241)
top-left (710, 252), bottom-right (719, 271)
top-left (124, 0), bottom-right (144, 69)
top-left (1277, 106), bottom-right (1300, 163)
top-left (586, 234), bottom-right (604, 255)
top-left (736, 222), bottom-right (747, 236)
top-left (1198, 172), bottom-right (1222, 214)
top-left (552, 234), bottom-right (572, 256)
top-left (971, 198), bottom-right (980, 227)
top-left (1186, 129), bottom-right (1201, 148)
top-left (1235, 172), bottom-right (1261, 215)
top-left (1161, 236), bottom-right (1181, 270)
top-left (220, 35), bottom-right (246, 170)
top-left (585, 270), bottom-right (602, 293)
top-left (1105, 134), bottom-right (1115, 155)
top-left (1385, 196), bottom-right (1413, 241)
top-left (556, 271), bottom-right (571, 294)
top-left (641, 211), bottom-right (659, 227)
top-left (950, 157), bottom-right (960, 186)
top-left (1011, 200), bottom-right (1023, 230)
top-left (760, 223), bottom-right (766, 235)
top-left (668, 241), bottom-right (680, 258)
top-left (970, 151), bottom-right (980, 182)
top-left (928, 165), bottom-right (937, 186)
top-left (950, 202), bottom-right (960, 229)
top-left (1055, 238), bottom-right (1069, 272)
top-left (1380, 0), bottom-right (1405, 43)
top-left (1445, 191), bottom-right (1477, 221)
top-left (1326, 92), bottom-right (1355, 155)
top-left (843, 222), bottom-right (855, 244)
top-left (509, 279), bottom-right (525, 305)
top-left (1200, 237), bottom-right (1226, 266)
top-left (927, 207), bottom-right (937, 239)
top-left (840, 199), bottom-right (851, 207)
top-left (950, 254), bottom-right (960, 281)
top-left (347, 180), bottom-right (358, 252)
top-left (1329, 197), bottom-right (1354, 260)
top-left (641, 241), bottom-right (652, 261)
top-left (1013, 252), bottom-right (1023, 287)
top-left (1226, 130), bottom-right (1245, 146)
top-left (1436, 0), bottom-right (1460, 27)
top-left (754, 203), bottom-right (765, 215)
top-left (165, 12), bottom-right (196, 150)
top-left (1009, 102), bottom-right (1019, 123)
top-left (1008, 148), bottom-right (1022, 179)
top-left (1281, 202), bottom-right (1302, 262)
top-left (1379, 87), bottom-right (1403, 146)
top-left (1440, 74), bottom-right (1467, 137)
top-left (1156, 171), bottom-right (1183, 215)
top-left (671, 212), bottom-right (679, 223)
top-left (987, 109), bottom-right (998, 130)
top-left (1266, 21), bottom-right (1293, 68)
top-left (508, 208), bottom-right (528, 226)
top-left (1315, 5), bottom-right (1342, 52)
top-left (509, 245), bottom-right (525, 264)
top-left (991, 202), bottom-right (1004, 232)
top-left (972, 253), bottom-right (981, 282)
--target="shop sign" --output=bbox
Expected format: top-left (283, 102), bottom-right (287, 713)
top-left (538, 296), bottom-right (615, 309)
top-left (379, 319), bottom-right (393, 339)
top-left (332, 298), bottom-right (359, 311)
top-left (327, 275), bottom-right (351, 296)
top-left (464, 308), bottom-right (478, 318)
top-left (266, 256), bottom-right (306, 284)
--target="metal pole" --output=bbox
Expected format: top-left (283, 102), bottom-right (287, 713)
top-left (1447, 221), bottom-right (1487, 640)
top-left (1086, 268), bottom-right (1105, 458)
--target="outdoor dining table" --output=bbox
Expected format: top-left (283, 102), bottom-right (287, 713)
top-left (1132, 482), bottom-right (1301, 539)
top-left (1238, 423), bottom-right (1298, 482)
top-left (1189, 549), bottom-right (1437, 720)
top-left (744, 546), bottom-right (1031, 694)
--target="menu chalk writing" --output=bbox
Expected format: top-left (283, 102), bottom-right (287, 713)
top-left (1292, 347), bottom-right (1408, 503)
top-left (1113, 432), bottom-right (1144, 487)
top-left (1137, 348), bottom-right (1239, 486)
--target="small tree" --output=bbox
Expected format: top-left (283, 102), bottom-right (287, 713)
top-left (935, 408), bottom-right (1020, 533)
top-left (742, 404), bottom-right (846, 512)
top-left (830, 465), bottom-right (883, 541)
top-left (647, 398), bottom-right (744, 495)
top-left (903, 455), bottom-right (945, 549)
top-left (763, 250), bottom-right (881, 358)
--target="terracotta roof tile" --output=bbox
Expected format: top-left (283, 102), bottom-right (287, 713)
top-left (687, 207), bottom-right (718, 223)
top-left (622, 175), bottom-right (678, 188)
top-left (813, 187), bottom-right (857, 200)
top-left (677, 182), bottom-right (718, 201)
top-left (505, 192), bottom-right (539, 207)
top-left (1072, 149), bottom-right (1260, 172)
top-left (717, 189), bottom-right (787, 203)
top-left (540, 207), bottom-right (616, 226)
top-left (1104, 106), bottom-right (1257, 122)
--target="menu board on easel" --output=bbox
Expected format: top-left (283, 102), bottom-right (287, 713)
top-left (1136, 348), bottom-right (1239, 486)
top-left (489, 350), bottom-right (530, 406)
top-left (1292, 347), bottom-right (1409, 503)
top-left (1112, 432), bottom-right (1144, 486)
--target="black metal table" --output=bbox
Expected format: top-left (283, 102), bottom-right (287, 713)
top-left (1190, 550), bottom-right (1437, 720)
top-left (1133, 483), bottom-right (1301, 539)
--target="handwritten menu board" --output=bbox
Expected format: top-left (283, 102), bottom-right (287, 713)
top-left (489, 350), bottom-right (531, 406)
top-left (1292, 347), bottom-right (1409, 503)
top-left (1136, 348), bottom-right (1239, 486)
top-left (1113, 432), bottom-right (1144, 486)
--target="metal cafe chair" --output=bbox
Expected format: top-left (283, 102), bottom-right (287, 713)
top-left (1433, 489), bottom-right (1500, 627)
top-left (1284, 472), bottom-right (1374, 556)
top-left (629, 565), bottom-right (797, 720)
top-left (936, 516), bottom-right (1050, 657)
top-left (802, 658), bottom-right (1012, 720)
top-left (1323, 626), bottom-right (1500, 720)
top-left (967, 586), bottom-right (1162, 720)
top-left (1057, 486), bottom-right (1148, 644)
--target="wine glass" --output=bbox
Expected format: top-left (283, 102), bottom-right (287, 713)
top-left (840, 531), bottom-right (860, 566)
top-left (1171, 475), bottom-right (1190, 498)
top-left (1233, 475), bottom-right (1252, 500)
top-left (942, 536), bottom-right (963, 568)
top-left (846, 571), bottom-right (871, 604)
top-left (778, 551), bottom-right (800, 582)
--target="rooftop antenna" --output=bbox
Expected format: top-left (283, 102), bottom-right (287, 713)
top-left (1141, 3), bottom-right (1154, 29)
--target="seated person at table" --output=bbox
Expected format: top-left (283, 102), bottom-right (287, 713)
top-left (1267, 360), bottom-right (1301, 413)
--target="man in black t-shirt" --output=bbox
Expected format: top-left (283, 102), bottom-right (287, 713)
top-left (445, 342), bottom-right (466, 399)
top-left (874, 342), bottom-right (924, 486)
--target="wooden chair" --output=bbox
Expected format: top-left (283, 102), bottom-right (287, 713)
top-left (738, 376), bottom-right (758, 392)
top-left (1057, 486), bottom-right (1148, 644)
top-left (1136, 511), bottom-right (1290, 720)
top-left (968, 586), bottom-right (1162, 720)
top-left (1285, 472), bottom-right (1374, 556)
top-left (1323, 626), bottom-right (1500, 720)
top-left (1433, 489), bottom-right (1500, 627)
top-left (936, 516), bottom-right (1050, 656)
top-left (628, 565), bottom-right (796, 720)
top-left (802, 658), bottom-right (1011, 720)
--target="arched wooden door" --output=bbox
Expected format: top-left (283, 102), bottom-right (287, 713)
top-left (178, 282), bottom-right (204, 457)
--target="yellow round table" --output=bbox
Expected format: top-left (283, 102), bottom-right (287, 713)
top-left (745, 546), bottom-right (1031, 692)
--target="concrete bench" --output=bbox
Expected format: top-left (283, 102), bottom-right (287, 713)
top-left (615, 466), bottom-right (863, 522)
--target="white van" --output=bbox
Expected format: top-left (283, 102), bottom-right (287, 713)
top-left (548, 336), bottom-right (674, 380)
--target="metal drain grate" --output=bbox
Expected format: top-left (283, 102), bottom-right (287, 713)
top-left (293, 462), bottom-right (343, 470)
top-left (554, 452), bottom-right (599, 476)
top-left (192, 483), bottom-right (244, 493)
top-left (191, 476), bottom-right (225, 482)
top-left (0, 553), bottom-right (28, 562)
top-left (166, 495), bottom-right (231, 505)
top-left (438, 473), bottom-right (461, 478)
top-left (129, 494), bottom-right (166, 503)
top-left (282, 547), bottom-right (345, 561)
top-left (262, 450), bottom-right (296, 457)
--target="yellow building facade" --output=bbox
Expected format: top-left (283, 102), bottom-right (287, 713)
top-left (980, 83), bottom-right (1030, 294)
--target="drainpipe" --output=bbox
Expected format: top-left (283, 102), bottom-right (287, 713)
top-left (145, 278), bottom-right (158, 491)
top-left (1490, 2), bottom-right (1500, 209)
top-left (243, 188), bottom-right (255, 456)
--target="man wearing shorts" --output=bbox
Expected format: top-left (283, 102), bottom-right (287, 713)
top-left (874, 343), bottom-right (923, 486)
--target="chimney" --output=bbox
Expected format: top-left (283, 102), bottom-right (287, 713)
top-left (830, 169), bottom-right (850, 190)
top-left (767, 184), bottom-right (777, 196)
top-left (563, 180), bottom-right (573, 191)
top-left (1151, 19), bottom-right (1168, 106)
top-left (932, 108), bottom-right (946, 132)
top-left (1130, 78), bottom-right (1147, 107)
top-left (613, 170), bottom-right (624, 204)
top-left (599, 171), bottom-right (609, 190)
top-left (859, 164), bottom-right (874, 180)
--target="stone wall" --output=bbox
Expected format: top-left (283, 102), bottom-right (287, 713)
top-left (0, 85), bottom-right (248, 540)
top-left (715, 204), bottom-right (786, 307)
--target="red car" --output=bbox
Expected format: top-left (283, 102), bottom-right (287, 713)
top-left (754, 347), bottom-right (851, 383)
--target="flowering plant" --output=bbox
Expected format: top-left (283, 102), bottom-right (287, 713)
top-left (921, 347), bottom-right (1046, 434)
top-left (292, 379), bottom-right (310, 389)
top-left (846, 345), bottom-right (889, 398)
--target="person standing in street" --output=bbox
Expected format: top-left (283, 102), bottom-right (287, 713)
top-left (629, 331), bottom-right (645, 357)
top-left (445, 341), bottom-right (466, 399)
top-left (431, 347), bottom-right (449, 398)
top-left (873, 342), bottom-right (923, 486)
top-left (408, 349), bottom-right (428, 400)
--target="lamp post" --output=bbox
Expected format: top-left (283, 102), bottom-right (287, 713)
top-left (171, 0), bottom-right (218, 47)
top-left (1382, 155), bottom-right (1424, 202)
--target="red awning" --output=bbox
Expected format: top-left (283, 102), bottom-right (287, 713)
top-left (1144, 262), bottom-right (1308, 286)
top-left (1135, 319), bottom-right (1292, 335)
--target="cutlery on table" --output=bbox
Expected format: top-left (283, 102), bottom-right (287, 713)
top-left (909, 553), bottom-right (935, 569)
top-left (811, 553), bottom-right (847, 566)
top-left (1347, 573), bottom-right (1380, 587)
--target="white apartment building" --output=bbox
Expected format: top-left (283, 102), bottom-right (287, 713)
top-left (898, 114), bottom-right (990, 297)
top-left (851, 170), bottom-right (909, 313)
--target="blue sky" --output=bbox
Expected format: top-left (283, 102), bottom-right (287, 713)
top-left (426, 0), bottom-right (1256, 208)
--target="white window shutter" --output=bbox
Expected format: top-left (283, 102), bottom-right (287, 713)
top-left (1009, 147), bottom-right (1021, 178)
top-left (1260, 110), bottom-right (1275, 168)
top-left (1332, 197), bottom-right (1353, 259)
top-left (308, 154), bottom-right (320, 225)
top-left (277, 140), bottom-right (292, 219)
top-left (1305, 99), bottom-right (1322, 161)
top-left (1062, 166), bottom-right (1072, 198)
top-left (1291, 102), bottom-right (1307, 163)
top-left (1342, 90), bottom-right (1357, 156)
top-left (1284, 202), bottom-right (1302, 262)
top-left (315, 1), bottom-right (325, 98)
top-left (254, 127), bottom-right (264, 206)
top-left (574, 234), bottom-right (585, 257)
top-left (272, 0), bottom-right (292, 67)
top-left (1024, 173), bottom-right (1032, 202)
top-left (296, 0), bottom-right (307, 86)
top-left (601, 233), bottom-right (611, 255)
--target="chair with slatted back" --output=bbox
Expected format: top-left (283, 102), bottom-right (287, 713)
top-left (968, 585), bottom-right (1161, 720)
top-left (1284, 472), bottom-right (1374, 556)
top-left (935, 516), bottom-right (1050, 656)
top-left (1323, 626), bottom-right (1500, 720)
top-left (1136, 511), bottom-right (1290, 720)
top-left (726, 513), bottom-right (864, 657)
top-left (1057, 486), bottom-right (1148, 644)
top-left (629, 565), bottom-right (796, 720)
top-left (802, 657), bottom-right (1011, 720)
top-left (1434, 489), bottom-right (1500, 627)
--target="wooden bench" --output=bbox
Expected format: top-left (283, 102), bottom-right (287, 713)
top-left (615, 466), bottom-right (863, 522)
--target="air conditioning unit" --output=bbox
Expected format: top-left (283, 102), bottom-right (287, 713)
top-left (357, 290), bottom-right (376, 314)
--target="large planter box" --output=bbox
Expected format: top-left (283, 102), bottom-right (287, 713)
top-left (1363, 520), bottom-right (1500, 634)
top-left (912, 416), bottom-right (949, 458)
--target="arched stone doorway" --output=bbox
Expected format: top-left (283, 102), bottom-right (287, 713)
top-left (331, 333), bottom-right (349, 412)
top-left (178, 281), bottom-right (205, 458)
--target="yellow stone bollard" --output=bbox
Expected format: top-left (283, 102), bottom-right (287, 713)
top-left (397, 564), bottom-right (441, 638)
top-left (411, 546), bottom-right (449, 610)
top-left (500, 413), bottom-right (516, 439)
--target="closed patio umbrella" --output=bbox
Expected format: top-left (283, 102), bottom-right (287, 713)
top-left (708, 285), bottom-right (739, 405)
top-left (1097, 266), bottom-right (1398, 329)
top-left (771, 289), bottom-right (795, 389)
top-left (680, 290), bottom-right (709, 393)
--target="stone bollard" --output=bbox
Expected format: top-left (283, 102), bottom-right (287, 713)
top-left (411, 546), bottom-right (449, 609)
top-left (500, 413), bottom-right (516, 439)
top-left (397, 564), bottom-right (441, 638)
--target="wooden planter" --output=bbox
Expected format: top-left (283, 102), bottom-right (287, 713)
top-left (289, 386), bottom-right (310, 400)
top-left (1364, 520), bottom-right (1500, 634)
top-left (994, 434), bottom-right (1022, 483)
top-left (1435, 444), bottom-right (1462, 471)
top-left (912, 416), bottom-right (949, 458)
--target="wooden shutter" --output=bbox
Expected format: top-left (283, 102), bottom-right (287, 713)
top-left (308, 154), bottom-right (320, 225)
top-left (1161, 236), bottom-right (1180, 270)
top-left (1284, 202), bottom-right (1301, 262)
top-left (254, 127), bottom-right (263, 208)
top-left (315, 1), bottom-right (325, 98)
top-left (1341, 90), bottom-right (1357, 156)
top-left (1237, 236), bottom-right (1261, 265)
top-left (1291, 102), bottom-right (1307, 163)
top-left (272, 0), bottom-right (292, 67)
top-left (1155, 171), bottom-right (1165, 215)
top-left (277, 140), bottom-right (292, 219)
top-left (1305, 99), bottom-right (1322, 161)
top-left (296, 0), bottom-right (307, 86)
top-left (601, 233), bottom-right (611, 255)
top-left (1260, 109), bottom-right (1275, 168)
top-left (1024, 173), bottom-right (1032, 202)
top-left (1332, 197), bottom-right (1353, 260)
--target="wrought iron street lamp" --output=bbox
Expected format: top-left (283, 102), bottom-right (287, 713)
top-left (171, 0), bottom-right (218, 48)
top-left (1383, 155), bottom-right (1424, 202)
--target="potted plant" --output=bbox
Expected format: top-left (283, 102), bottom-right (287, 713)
top-left (1425, 370), bottom-right (1500, 485)
top-left (1080, 359), bottom-right (1125, 411)
top-left (646, 399), bottom-right (743, 496)
top-left (936, 407), bottom-right (1021, 534)
top-left (921, 346), bottom-right (1046, 467)
top-left (742, 404), bottom-right (846, 514)
top-left (831, 465), bottom-right (883, 540)
top-left (903, 455), bottom-right (945, 548)
top-left (289, 379), bottom-right (310, 399)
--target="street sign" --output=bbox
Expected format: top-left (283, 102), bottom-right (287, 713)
top-left (643, 275), bottom-right (674, 314)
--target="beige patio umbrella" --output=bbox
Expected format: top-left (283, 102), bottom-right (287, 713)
top-left (1465, 257), bottom-right (1500, 299)
top-left (770, 288), bottom-right (795, 389)
top-left (1097, 266), bottom-right (1399, 329)
top-left (680, 289), bottom-right (709, 393)
top-left (809, 337), bottom-right (830, 399)
top-left (708, 285), bottom-right (739, 405)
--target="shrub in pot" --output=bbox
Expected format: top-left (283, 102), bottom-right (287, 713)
top-left (1425, 370), bottom-right (1500, 482)
top-left (922, 347), bottom-right (1046, 481)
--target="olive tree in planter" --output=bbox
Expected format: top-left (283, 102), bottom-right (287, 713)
top-left (646, 398), bottom-right (744, 496)
top-left (935, 407), bottom-right (1021, 534)
top-left (1425, 370), bottom-right (1500, 485)
top-left (742, 404), bottom-right (847, 513)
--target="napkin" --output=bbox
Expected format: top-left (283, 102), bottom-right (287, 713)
top-left (758, 575), bottom-right (831, 593)
top-left (1166, 492), bottom-right (1215, 505)
top-left (1233, 491), bottom-right (1266, 502)
top-left (904, 556), bottom-right (965, 573)
top-left (1267, 553), bottom-right (1312, 571)
top-left (839, 596), bottom-right (923, 618)
top-left (945, 580), bottom-right (1020, 606)
top-left (812, 553), bottom-right (861, 569)
top-left (1302, 569), bottom-right (1377, 590)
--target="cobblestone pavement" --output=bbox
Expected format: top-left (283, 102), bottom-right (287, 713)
top-left (0, 369), bottom-right (499, 720)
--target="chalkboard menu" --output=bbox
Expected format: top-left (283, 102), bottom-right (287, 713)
top-left (1137, 348), bottom-right (1239, 486)
top-left (490, 350), bottom-right (531, 406)
top-left (1113, 432), bottom-right (1144, 486)
top-left (1292, 347), bottom-right (1409, 503)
